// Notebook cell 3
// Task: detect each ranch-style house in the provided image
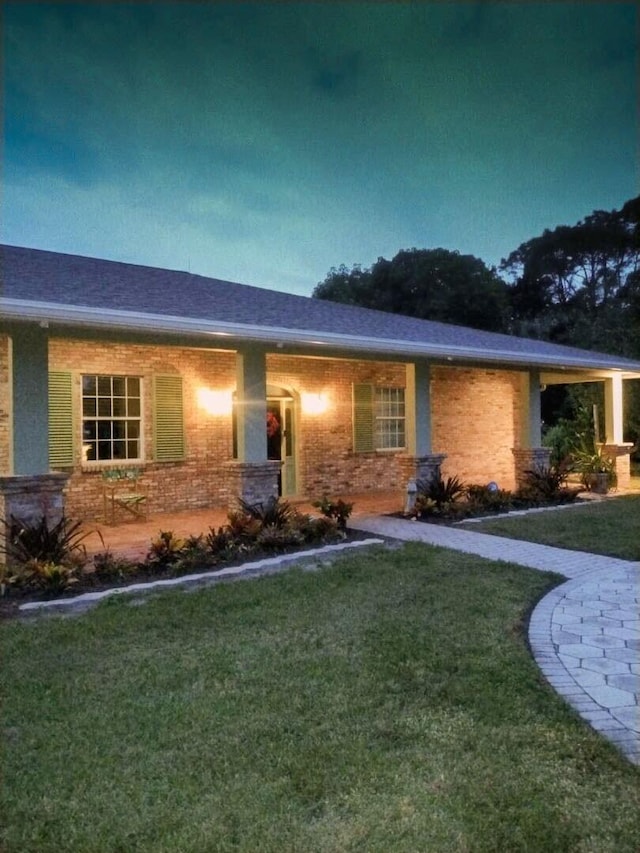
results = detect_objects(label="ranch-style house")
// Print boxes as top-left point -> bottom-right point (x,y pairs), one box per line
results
1,244 -> 639,524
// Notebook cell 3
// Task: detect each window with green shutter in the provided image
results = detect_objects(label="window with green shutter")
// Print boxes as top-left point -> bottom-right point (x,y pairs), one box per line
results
48,371 -> 74,467
153,374 -> 185,462
353,383 -> 406,452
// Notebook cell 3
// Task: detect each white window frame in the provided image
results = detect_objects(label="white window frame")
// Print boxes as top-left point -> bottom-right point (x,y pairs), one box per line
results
81,374 -> 144,464
374,386 -> 406,451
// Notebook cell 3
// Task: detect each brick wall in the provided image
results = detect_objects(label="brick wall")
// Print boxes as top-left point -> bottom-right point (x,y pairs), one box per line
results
267,354 -> 407,496
1,335 -> 527,519
432,366 -> 521,491
49,338 -> 238,520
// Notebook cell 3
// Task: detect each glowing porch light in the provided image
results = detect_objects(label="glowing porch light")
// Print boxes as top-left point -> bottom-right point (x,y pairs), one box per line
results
301,392 -> 330,415
197,388 -> 233,416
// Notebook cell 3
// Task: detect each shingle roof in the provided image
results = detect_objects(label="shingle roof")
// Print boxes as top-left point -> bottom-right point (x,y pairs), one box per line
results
2,244 -> 640,374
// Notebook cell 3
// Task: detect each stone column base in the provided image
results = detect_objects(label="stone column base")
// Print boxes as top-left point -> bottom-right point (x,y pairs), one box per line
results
399,454 -> 447,515
0,474 -> 70,526
512,447 -> 552,489
399,454 -> 447,488
0,474 -> 70,565
224,461 -> 281,509
599,444 -> 634,491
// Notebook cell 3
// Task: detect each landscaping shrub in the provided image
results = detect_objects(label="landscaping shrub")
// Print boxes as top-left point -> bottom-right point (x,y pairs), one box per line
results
465,484 -> 514,513
91,550 -> 138,584
3,559 -> 81,595
1,514 -> 89,567
256,524 -> 305,552
145,530 -> 186,567
415,474 -> 466,516
237,495 -> 293,528
1,497 -> 349,602
312,496 -> 353,530
292,512 -> 339,543
518,463 -> 579,503
571,435 -> 617,492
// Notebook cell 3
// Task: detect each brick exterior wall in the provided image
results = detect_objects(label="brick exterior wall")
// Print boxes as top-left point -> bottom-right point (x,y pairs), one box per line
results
267,354 -> 407,497
49,338 -> 238,520
0,334 -> 532,519
431,366 -> 522,491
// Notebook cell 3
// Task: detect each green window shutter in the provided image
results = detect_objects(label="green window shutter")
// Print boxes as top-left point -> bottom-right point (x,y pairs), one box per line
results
48,371 -> 74,467
353,384 -> 374,453
153,375 -> 185,462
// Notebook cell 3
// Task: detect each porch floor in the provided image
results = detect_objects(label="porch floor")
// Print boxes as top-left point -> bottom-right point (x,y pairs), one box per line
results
82,490 -> 405,562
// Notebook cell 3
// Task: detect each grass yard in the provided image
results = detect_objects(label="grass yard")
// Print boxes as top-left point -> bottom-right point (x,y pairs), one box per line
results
2,543 -> 639,852
471,495 -> 640,561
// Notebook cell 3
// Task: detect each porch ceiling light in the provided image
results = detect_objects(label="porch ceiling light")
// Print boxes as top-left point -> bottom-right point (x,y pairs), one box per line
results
301,392 -> 330,415
197,388 -> 233,416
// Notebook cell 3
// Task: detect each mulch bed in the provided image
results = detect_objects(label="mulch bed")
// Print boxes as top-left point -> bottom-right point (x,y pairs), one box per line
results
0,529 -> 378,620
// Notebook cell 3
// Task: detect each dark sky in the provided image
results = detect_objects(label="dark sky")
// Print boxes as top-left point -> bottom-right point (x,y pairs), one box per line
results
4,2 -> 638,295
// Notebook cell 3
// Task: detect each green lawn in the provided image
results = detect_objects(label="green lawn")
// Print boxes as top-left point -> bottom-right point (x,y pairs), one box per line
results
2,543 -> 639,852
471,494 -> 640,561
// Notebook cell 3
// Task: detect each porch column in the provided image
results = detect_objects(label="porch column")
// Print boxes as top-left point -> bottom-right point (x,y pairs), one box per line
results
512,369 -> 550,488
604,374 -> 623,445
0,326 -> 69,527
225,347 -> 279,506
235,347 -> 268,463
602,374 -> 632,490
401,362 -> 446,492
12,326 -> 49,475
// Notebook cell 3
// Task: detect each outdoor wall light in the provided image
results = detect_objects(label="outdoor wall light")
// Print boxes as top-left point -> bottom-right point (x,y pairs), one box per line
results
301,392 -> 330,415
197,388 -> 233,416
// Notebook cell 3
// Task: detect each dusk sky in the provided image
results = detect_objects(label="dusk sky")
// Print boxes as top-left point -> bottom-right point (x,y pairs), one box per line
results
3,2 -> 638,296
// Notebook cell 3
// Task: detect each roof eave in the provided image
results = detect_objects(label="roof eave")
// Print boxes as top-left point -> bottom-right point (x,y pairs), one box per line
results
2,298 -> 640,377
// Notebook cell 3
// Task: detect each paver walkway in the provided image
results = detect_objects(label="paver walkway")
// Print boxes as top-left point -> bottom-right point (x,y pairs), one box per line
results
351,514 -> 640,765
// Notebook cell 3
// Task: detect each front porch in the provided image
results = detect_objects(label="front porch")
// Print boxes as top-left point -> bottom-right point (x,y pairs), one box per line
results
81,490 -> 405,562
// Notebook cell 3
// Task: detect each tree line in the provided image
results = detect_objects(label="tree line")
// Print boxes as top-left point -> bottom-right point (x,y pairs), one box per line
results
313,195 -> 640,452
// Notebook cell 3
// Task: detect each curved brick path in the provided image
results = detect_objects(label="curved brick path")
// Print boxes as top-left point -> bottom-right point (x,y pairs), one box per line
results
350,514 -> 639,765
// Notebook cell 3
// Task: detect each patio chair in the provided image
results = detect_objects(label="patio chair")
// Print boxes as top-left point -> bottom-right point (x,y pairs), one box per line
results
102,468 -> 148,525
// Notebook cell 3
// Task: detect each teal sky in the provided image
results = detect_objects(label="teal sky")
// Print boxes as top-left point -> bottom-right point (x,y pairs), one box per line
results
3,2 -> 638,296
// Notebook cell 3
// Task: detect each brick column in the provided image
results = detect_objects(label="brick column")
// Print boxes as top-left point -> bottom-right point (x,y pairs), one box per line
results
511,448 -> 551,489
399,453 -> 447,488
0,472 -> 70,542
224,461 -> 281,508
0,473 -> 70,524
600,444 -> 633,491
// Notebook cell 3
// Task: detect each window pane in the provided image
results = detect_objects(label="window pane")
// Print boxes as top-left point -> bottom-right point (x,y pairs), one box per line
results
82,374 -> 142,463
374,387 -> 405,450
113,441 -> 126,460
113,421 -> 126,440
113,398 -> 126,417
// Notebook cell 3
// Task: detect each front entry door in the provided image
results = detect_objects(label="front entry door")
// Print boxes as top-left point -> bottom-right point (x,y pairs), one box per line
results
266,397 -> 296,497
